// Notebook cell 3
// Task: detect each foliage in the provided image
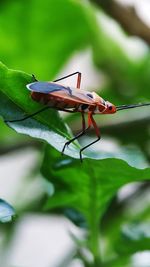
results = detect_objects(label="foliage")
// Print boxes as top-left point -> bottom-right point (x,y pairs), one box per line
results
0,199 -> 15,223
0,0 -> 150,267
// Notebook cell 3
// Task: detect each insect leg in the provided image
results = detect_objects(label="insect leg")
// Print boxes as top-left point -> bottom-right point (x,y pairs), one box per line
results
76,72 -> 81,89
5,106 -> 76,123
79,112 -> 101,162
4,106 -> 51,123
53,72 -> 82,89
61,112 -> 90,155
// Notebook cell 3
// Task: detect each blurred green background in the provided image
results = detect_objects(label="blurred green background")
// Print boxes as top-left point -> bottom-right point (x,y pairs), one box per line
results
0,0 -> 150,267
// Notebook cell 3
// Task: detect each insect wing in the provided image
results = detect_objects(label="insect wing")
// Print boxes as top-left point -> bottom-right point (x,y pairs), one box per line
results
70,89 -> 95,104
27,82 -> 96,105
50,88 -> 96,105
26,82 -> 71,94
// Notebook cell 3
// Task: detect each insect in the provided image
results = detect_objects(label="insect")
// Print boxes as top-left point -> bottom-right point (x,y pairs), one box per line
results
5,71 -> 150,162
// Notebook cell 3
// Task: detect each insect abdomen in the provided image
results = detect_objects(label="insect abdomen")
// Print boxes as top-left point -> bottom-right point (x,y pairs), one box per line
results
31,92 -> 79,109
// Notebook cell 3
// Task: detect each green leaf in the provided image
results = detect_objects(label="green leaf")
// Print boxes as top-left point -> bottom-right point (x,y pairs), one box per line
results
122,222 -> 150,241
42,147 -> 150,223
41,147 -> 150,264
1,62 -> 149,163
0,199 -> 15,223
0,0 -> 90,79
0,62 -> 68,134
115,222 -> 150,254
0,62 -> 84,157
103,256 -> 131,267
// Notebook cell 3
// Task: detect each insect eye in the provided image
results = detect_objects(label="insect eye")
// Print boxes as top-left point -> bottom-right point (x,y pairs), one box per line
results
109,106 -> 112,110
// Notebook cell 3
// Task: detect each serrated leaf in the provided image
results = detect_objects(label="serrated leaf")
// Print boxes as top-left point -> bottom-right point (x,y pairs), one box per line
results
0,199 -> 15,223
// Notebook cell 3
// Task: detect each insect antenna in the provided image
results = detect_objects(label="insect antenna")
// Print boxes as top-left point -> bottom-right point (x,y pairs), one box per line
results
116,102 -> 150,111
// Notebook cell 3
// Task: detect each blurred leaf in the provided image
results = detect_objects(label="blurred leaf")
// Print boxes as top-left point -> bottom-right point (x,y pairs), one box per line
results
99,184 -> 150,262
0,0 -> 90,79
64,208 -> 87,228
103,256 -> 131,267
115,222 -> 150,254
122,222 -> 150,240
64,4 -> 150,162
100,114 -> 150,162
0,199 -> 15,223
83,3 -> 150,104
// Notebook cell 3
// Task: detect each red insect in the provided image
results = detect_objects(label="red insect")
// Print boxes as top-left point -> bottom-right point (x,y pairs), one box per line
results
5,71 -> 150,161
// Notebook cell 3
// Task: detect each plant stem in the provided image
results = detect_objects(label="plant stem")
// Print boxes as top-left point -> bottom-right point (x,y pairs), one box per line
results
88,164 -> 102,267
90,215 -> 101,266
